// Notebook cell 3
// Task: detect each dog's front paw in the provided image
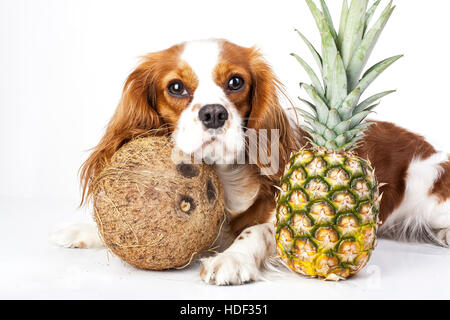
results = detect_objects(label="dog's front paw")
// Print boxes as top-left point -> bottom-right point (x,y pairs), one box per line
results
200,252 -> 262,286
50,222 -> 104,249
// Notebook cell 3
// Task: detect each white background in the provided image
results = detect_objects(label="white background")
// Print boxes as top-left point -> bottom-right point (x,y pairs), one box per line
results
1,0 -> 450,299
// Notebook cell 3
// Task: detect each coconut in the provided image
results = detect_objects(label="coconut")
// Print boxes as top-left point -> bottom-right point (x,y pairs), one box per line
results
92,136 -> 225,270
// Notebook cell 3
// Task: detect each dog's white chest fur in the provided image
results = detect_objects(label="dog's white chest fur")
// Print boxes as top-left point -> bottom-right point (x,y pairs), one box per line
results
214,164 -> 260,216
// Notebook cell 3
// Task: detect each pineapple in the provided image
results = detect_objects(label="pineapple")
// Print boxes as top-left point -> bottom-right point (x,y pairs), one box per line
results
275,0 -> 402,280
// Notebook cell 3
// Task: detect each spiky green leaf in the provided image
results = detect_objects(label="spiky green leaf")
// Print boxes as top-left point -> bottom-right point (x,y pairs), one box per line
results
296,106 -> 321,125
339,87 -> 361,119
360,102 -> 379,113
297,98 -> 319,116
339,122 -> 374,148
306,120 -> 328,135
294,0 -> 401,152
354,121 -> 375,131
350,121 -> 375,137
294,104 -> 317,120
300,113 -> 316,124
302,83 -> 330,124
338,0 -> 349,49
364,0 -> 382,34
354,90 -> 395,114
333,119 -> 351,135
324,128 -> 337,140
347,2 -> 395,90
300,125 -> 327,145
305,138 -> 322,149
327,108 -> 341,128
291,53 -> 325,97
341,0 -> 369,67
295,29 -> 323,73
334,133 -> 348,146
340,55 -> 401,118
359,55 -> 403,92
340,140 -> 364,151
329,53 -> 348,107
349,110 -> 373,128
344,127 -> 365,141
320,0 -> 338,45
305,0 -> 342,105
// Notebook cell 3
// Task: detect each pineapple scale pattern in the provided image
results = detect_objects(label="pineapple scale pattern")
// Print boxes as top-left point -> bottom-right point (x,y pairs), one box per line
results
276,149 -> 380,280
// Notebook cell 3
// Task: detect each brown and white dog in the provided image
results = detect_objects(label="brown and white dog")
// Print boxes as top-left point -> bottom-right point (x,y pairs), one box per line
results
52,39 -> 450,285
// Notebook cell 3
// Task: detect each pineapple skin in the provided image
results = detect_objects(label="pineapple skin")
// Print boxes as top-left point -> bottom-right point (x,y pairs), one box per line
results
275,148 -> 380,280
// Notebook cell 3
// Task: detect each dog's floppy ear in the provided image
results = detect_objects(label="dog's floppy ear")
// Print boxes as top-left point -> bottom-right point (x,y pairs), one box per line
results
246,48 -> 299,180
246,49 -> 283,130
80,53 -> 167,205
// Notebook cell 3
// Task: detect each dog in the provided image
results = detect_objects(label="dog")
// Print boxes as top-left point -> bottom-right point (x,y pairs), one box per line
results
52,39 -> 450,285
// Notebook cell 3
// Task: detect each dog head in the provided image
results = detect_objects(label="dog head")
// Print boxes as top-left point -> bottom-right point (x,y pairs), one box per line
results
80,39 -> 297,203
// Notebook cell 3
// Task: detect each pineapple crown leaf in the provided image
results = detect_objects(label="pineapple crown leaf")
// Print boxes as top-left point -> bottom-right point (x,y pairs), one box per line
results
301,83 -> 329,123
320,0 -> 338,43
291,53 -> 325,96
354,90 -> 396,114
347,2 -> 396,89
295,100 -> 318,118
294,29 -> 323,71
294,0 -> 402,151
340,0 -> 369,67
364,0 -> 382,34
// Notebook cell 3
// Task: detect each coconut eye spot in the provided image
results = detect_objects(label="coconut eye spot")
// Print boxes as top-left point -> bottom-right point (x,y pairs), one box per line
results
176,164 -> 200,178
206,178 -> 217,203
179,195 -> 196,214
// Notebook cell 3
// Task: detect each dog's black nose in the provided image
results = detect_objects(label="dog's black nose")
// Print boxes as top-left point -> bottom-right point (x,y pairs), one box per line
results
198,104 -> 228,129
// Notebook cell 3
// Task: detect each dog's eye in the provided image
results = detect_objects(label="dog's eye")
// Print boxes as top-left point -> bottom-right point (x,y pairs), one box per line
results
168,81 -> 189,97
227,76 -> 244,91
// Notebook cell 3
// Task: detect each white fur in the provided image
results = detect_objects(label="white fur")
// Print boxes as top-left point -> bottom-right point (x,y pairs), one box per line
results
50,222 -> 104,249
200,222 -> 276,285
172,40 -> 246,165
379,152 -> 450,246
214,164 -> 260,216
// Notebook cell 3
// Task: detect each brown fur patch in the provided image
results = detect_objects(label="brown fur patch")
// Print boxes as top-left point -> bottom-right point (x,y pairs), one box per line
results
231,192 -> 276,236
431,157 -> 450,203
200,265 -> 207,278
356,121 -> 437,222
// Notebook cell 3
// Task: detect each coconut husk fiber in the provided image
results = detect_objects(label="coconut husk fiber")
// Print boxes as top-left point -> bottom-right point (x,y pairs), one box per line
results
92,136 -> 226,270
